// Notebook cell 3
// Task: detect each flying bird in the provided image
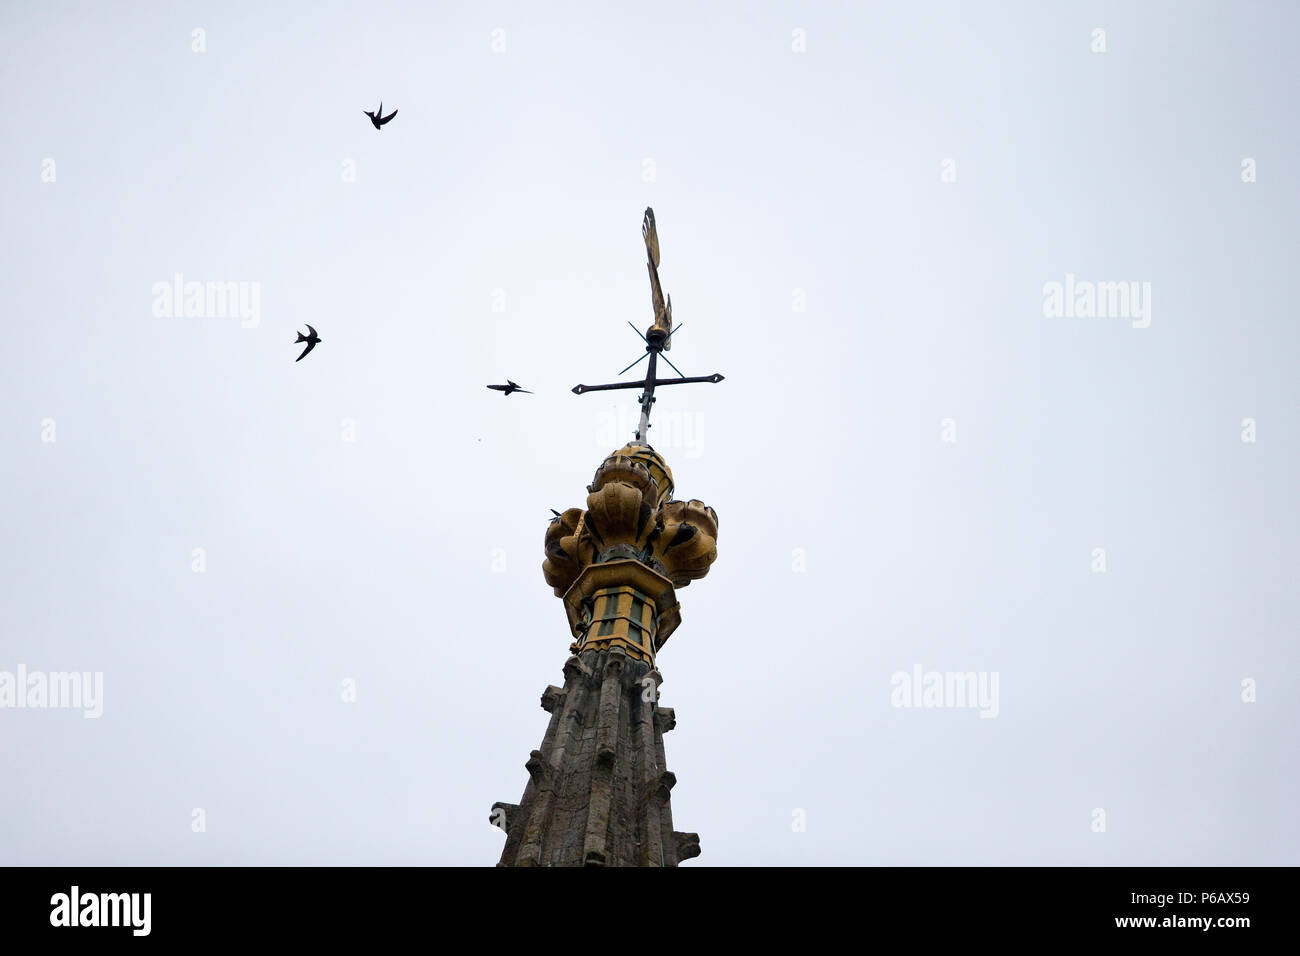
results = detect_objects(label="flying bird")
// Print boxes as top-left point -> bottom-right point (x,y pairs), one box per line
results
294,324 -> 321,362
487,380 -> 532,395
363,102 -> 398,129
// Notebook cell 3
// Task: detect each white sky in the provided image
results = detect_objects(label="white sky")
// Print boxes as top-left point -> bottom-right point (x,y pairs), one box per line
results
1,0 -> 1296,865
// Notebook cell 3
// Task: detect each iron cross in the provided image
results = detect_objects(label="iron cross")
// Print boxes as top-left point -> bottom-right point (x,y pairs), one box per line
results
571,208 -> 725,442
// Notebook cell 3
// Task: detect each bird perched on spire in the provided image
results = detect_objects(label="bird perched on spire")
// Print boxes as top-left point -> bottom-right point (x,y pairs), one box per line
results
363,101 -> 398,129
294,325 -> 321,362
487,380 -> 532,396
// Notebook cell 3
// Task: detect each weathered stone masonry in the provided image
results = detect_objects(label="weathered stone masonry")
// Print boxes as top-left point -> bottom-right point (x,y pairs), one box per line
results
491,442 -> 717,866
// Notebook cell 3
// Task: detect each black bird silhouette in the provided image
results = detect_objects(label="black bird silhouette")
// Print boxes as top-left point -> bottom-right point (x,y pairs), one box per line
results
487,380 -> 532,395
363,102 -> 398,129
294,324 -> 321,362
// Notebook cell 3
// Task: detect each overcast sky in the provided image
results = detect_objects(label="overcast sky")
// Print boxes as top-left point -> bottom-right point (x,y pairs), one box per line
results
1,0 -> 1296,865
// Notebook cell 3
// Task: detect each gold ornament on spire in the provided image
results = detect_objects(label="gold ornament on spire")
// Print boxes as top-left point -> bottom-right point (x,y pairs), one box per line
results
543,443 -> 718,663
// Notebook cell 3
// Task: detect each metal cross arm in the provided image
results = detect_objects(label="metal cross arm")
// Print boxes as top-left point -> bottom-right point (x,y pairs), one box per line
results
571,373 -> 724,395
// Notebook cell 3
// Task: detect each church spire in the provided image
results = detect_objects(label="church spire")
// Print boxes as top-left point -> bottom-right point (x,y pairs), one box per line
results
490,210 -> 723,866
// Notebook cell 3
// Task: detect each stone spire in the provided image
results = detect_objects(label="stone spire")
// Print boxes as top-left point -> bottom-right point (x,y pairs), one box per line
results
490,442 -> 719,866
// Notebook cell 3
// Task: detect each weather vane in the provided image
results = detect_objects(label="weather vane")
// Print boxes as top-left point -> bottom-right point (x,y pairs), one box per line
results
571,208 -> 725,442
